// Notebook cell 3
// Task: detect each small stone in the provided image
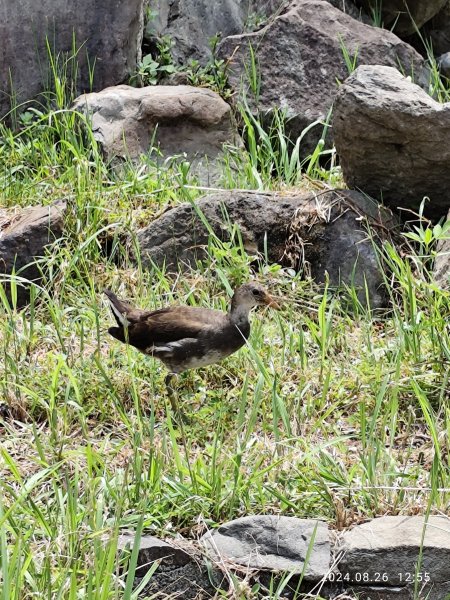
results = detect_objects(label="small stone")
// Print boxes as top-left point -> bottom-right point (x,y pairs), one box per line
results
118,532 -> 221,597
118,533 -> 191,574
201,515 -> 330,580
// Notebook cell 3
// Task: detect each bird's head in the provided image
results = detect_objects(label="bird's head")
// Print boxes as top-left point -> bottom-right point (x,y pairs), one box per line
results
231,282 -> 280,312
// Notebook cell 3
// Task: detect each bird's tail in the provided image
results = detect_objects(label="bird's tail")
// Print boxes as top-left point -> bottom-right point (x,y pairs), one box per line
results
104,289 -> 134,327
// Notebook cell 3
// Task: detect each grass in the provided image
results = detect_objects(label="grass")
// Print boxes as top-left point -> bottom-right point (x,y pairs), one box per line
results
1,51 -> 450,599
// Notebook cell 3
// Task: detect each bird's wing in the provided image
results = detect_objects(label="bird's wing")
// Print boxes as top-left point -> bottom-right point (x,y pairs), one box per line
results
136,306 -> 225,344
106,301 -> 228,351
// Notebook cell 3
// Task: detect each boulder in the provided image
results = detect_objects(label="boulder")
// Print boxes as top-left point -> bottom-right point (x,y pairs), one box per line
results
73,85 -> 240,183
250,0 -> 368,27
333,65 -> 450,221
338,515 -> 450,600
355,0 -> 447,36
144,0 -> 292,67
439,52 -> 450,80
427,2 -> 450,56
136,189 -> 397,308
145,0 -> 252,65
201,515 -> 330,579
251,0 -> 288,20
218,0 -> 428,157
0,201 -> 66,307
325,0 -> 369,21
0,0 -> 145,120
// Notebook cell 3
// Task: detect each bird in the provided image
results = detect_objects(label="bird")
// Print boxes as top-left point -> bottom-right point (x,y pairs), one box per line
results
104,282 -> 280,417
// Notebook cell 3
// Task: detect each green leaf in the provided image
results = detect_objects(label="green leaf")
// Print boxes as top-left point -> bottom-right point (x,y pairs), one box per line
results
160,65 -> 176,73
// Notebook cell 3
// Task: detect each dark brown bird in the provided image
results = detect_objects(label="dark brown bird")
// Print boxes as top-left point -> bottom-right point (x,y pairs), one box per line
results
104,283 -> 279,415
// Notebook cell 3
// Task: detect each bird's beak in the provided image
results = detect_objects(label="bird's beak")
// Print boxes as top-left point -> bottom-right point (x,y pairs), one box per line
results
263,293 -> 281,310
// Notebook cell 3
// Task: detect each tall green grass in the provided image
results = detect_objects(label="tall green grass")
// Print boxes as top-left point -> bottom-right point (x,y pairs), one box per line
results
1,40 -> 449,600
1,218 -> 449,596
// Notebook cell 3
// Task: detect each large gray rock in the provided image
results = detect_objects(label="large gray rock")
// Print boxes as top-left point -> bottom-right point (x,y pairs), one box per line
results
73,85 -> 239,183
251,0 -> 288,19
136,189 -> 397,308
427,2 -> 450,56
356,0 -> 447,36
145,0 -> 293,67
201,516 -> 330,579
338,515 -> 450,600
145,0 -> 252,65
0,201 -> 66,307
218,0 -> 428,157
333,65 -> 450,221
439,52 -> 450,80
0,0 -> 144,120
326,0 -> 369,21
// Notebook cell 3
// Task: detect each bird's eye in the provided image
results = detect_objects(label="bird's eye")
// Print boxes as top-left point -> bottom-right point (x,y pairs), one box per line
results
252,288 -> 260,296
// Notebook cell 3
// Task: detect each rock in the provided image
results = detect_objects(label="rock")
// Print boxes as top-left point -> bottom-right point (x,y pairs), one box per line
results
118,532 -> 220,597
145,0 -> 293,67
73,85 -> 239,183
136,189 -> 397,308
145,0 -> 252,65
136,560 -> 219,599
427,2 -> 450,56
116,517 -> 450,599
0,0 -> 145,120
218,0 -> 428,157
118,532 -> 191,575
251,0 -> 288,19
439,52 -> 450,79
0,201 -> 66,307
355,0 -> 447,36
325,0 -> 369,21
201,515 -> 330,580
252,0 -> 368,26
137,190 -> 302,270
338,515 -> 450,600
333,65 -> 450,221
433,210 -> 450,289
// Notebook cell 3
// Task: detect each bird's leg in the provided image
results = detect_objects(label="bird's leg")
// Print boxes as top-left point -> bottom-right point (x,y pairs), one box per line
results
165,373 -> 190,424
165,373 -> 179,414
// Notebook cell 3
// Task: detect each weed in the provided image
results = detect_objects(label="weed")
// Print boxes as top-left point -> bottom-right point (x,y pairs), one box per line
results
184,36 -> 231,98
368,0 -> 384,28
130,36 -> 177,87
338,34 -> 359,76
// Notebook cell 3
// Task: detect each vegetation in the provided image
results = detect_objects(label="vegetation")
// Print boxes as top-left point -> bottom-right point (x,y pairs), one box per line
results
0,41 -> 450,600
